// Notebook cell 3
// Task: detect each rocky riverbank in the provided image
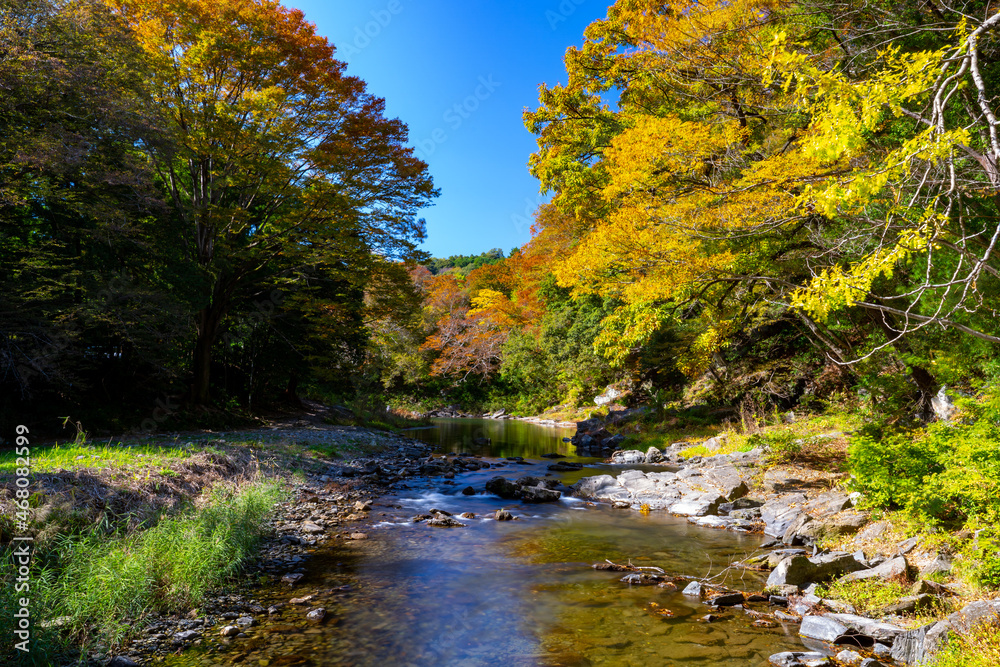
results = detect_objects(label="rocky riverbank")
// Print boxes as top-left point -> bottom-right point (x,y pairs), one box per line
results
568,409 -> 997,667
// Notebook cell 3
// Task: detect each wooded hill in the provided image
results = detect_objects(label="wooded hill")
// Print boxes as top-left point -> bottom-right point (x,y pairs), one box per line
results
392,0 -> 1000,422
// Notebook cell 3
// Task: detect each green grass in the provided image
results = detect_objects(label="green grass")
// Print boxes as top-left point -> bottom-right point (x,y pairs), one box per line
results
927,621 -> 1000,667
678,440 -> 758,459
0,480 -> 283,663
0,441 -> 198,474
815,579 -> 909,615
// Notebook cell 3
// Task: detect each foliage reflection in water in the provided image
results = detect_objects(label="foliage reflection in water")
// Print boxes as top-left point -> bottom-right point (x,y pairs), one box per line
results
164,419 -> 807,666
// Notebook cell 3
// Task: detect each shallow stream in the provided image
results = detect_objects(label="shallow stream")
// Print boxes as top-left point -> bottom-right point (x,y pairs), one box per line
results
167,418 -> 808,666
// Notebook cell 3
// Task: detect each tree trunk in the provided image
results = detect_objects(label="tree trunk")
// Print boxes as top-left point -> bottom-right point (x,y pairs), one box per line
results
190,284 -> 229,405
863,306 -> 937,418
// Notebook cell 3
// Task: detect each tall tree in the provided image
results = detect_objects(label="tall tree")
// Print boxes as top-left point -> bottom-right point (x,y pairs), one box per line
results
107,0 -> 437,403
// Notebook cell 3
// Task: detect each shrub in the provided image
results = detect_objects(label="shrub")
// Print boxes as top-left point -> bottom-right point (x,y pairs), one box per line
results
848,389 -> 1000,529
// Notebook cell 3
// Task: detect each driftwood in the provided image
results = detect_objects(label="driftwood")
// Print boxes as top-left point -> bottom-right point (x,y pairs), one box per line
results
592,559 -> 666,573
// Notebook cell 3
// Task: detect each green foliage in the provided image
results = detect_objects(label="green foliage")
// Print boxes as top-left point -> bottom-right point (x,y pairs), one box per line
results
815,579 -> 909,615
1,480 -> 282,659
964,532 -> 1000,590
753,431 -> 803,466
849,389 -> 1000,531
423,249 -> 505,275
926,621 -> 1000,667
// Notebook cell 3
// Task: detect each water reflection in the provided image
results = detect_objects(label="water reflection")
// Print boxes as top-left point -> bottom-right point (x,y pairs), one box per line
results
164,419 -> 807,667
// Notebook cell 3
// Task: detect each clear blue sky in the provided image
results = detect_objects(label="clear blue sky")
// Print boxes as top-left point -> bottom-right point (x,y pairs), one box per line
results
288,0 -> 610,258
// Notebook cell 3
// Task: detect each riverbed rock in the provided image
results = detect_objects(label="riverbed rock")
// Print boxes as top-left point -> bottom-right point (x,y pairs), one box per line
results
219,625 -> 240,637
461,486 -> 476,495
768,652 -> 832,667
520,485 -> 562,503
280,573 -> 304,585
611,450 -> 647,465
547,461 -> 583,472
708,592 -> 745,606
484,476 -> 520,499
825,613 -> 905,644
426,516 -> 466,527
494,509 -> 516,521
800,615 -> 849,642
645,447 -> 664,463
682,581 -> 703,597
670,492 -> 726,517
839,556 -> 910,584
306,607 -> 326,622
761,495 -> 807,538
836,650 -> 864,666
620,573 -> 663,585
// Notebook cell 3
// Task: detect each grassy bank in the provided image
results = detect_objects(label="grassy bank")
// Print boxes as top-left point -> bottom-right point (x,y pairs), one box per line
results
0,425 -> 405,664
1,480 -> 282,665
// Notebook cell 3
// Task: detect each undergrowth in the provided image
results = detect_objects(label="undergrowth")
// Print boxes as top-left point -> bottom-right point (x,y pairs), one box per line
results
927,621 -> 1000,667
0,479 -> 283,664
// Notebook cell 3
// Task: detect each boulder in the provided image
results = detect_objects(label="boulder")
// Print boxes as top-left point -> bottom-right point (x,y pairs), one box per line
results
645,446 -> 664,463
701,436 -> 725,452
919,554 -> 952,577
670,492 -> 725,517
800,615 -> 849,642
702,464 -> 750,501
594,385 -> 623,406
768,652 -> 832,667
890,622 -> 946,665
611,449 -> 647,464
520,485 -> 561,503
574,474 -> 617,498
945,599 -> 1000,634
799,511 -> 869,542
768,552 -> 866,587
767,556 -> 817,588
806,491 -> 854,516
761,495 -> 807,538
882,594 -> 937,615
825,613 -> 905,644
839,556 -> 910,584
782,514 -> 815,545
484,476 -> 520,499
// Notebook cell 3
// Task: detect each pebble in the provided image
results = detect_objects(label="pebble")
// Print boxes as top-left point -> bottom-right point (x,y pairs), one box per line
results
306,608 -> 326,622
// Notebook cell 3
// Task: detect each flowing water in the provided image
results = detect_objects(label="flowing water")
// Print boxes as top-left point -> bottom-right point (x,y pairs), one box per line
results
167,419 -> 809,666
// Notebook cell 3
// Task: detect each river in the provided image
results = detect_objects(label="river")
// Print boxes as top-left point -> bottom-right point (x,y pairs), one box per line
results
167,418 -> 807,666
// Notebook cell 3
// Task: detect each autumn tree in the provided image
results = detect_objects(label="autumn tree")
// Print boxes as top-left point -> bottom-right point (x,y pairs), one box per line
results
107,0 -> 437,404
526,0 -> 1000,413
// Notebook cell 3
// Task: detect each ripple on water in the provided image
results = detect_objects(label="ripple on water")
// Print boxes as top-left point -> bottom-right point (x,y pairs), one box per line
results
161,419 -> 811,667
